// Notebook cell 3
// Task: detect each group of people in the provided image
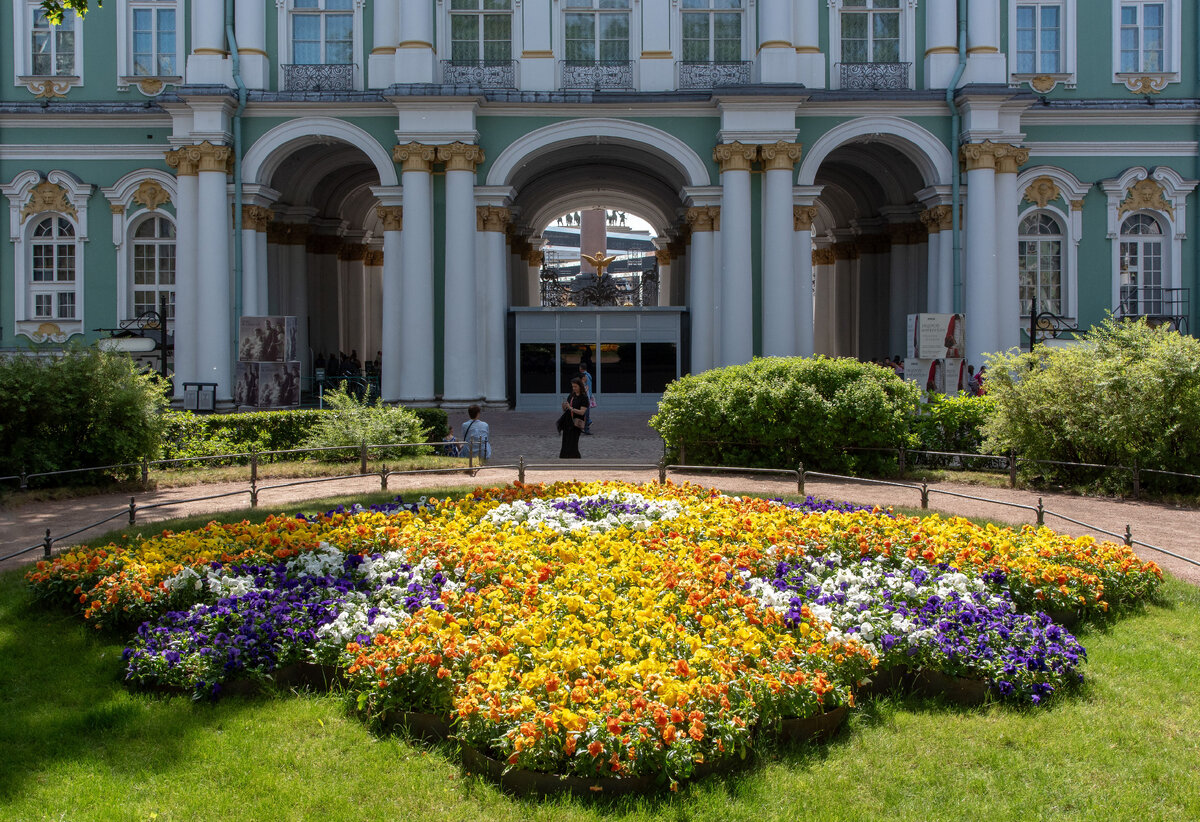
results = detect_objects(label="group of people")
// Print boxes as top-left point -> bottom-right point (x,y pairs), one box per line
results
871,356 -> 907,377
441,404 -> 492,460
315,350 -> 383,379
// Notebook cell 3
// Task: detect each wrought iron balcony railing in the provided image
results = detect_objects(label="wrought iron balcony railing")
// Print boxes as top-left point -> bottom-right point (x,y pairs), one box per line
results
282,63 -> 356,92
560,60 -> 634,90
441,59 -> 517,88
838,62 -> 910,90
677,61 -> 753,89
1116,286 -> 1190,332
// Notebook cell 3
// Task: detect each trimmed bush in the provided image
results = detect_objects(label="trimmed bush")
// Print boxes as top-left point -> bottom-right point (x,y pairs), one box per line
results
650,357 -> 919,474
300,384 -> 431,460
0,345 -> 167,484
982,318 -> 1200,493
909,394 -> 999,467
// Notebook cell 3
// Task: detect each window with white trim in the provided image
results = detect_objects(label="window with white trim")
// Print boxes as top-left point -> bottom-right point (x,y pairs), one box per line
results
1118,213 -> 1165,316
29,216 -> 78,320
449,0 -> 512,64
131,215 -> 176,321
1119,1 -> 1164,72
563,0 -> 631,63
30,5 -> 77,76
681,0 -> 743,62
291,0 -> 353,65
840,0 -> 900,64
130,0 -> 177,76
1015,2 -> 1062,73
1018,213 -> 1063,316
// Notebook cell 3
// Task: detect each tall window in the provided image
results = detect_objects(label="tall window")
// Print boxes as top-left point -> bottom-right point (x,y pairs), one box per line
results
1119,214 -> 1165,316
31,6 -> 76,76
450,0 -> 512,63
1018,213 -> 1063,316
564,0 -> 630,63
131,216 -> 176,320
30,216 -> 77,320
841,0 -> 900,63
131,1 -> 176,76
292,0 -> 353,65
1119,2 -> 1164,72
1015,2 -> 1061,73
681,0 -> 742,62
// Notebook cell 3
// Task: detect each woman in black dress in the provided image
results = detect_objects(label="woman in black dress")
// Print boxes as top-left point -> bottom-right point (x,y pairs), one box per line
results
559,377 -> 588,458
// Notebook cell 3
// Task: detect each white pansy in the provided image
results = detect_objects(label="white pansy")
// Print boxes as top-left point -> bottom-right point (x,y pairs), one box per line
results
484,491 -> 684,534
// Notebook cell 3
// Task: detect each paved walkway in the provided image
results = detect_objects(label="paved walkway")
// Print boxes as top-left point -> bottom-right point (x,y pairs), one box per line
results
3,409 -> 1198,586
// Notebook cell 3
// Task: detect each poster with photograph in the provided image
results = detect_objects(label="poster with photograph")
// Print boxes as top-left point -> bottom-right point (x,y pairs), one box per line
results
906,313 -> 965,359
257,361 -> 301,406
238,316 -> 297,363
905,358 -> 966,395
234,362 -> 259,407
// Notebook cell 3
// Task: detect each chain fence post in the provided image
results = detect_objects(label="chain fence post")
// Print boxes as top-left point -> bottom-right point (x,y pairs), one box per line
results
518,456 -> 526,484
1124,525 -> 1133,547
658,456 -> 667,484
797,462 -> 804,496
680,443 -> 686,466
1036,497 -> 1044,527
250,477 -> 258,508
1009,451 -> 1017,488
360,442 -> 368,475
43,529 -> 53,559
898,445 -> 906,477
1132,459 -> 1140,500
380,464 -> 389,491
920,483 -> 929,509
141,456 -> 149,485
20,467 -> 27,491
128,496 -> 137,525
250,448 -> 258,486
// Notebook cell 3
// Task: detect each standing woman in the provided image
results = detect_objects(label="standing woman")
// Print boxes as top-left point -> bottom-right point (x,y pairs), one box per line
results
559,377 -> 587,458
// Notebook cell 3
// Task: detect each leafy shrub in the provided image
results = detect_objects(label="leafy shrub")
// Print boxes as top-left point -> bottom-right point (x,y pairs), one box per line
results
160,409 -> 328,464
909,394 -> 999,467
0,345 -> 167,484
411,407 -> 449,440
982,318 -> 1200,493
300,384 -> 431,460
650,357 -> 919,474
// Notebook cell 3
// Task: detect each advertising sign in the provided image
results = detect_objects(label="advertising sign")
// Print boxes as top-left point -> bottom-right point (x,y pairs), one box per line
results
907,313 -> 965,359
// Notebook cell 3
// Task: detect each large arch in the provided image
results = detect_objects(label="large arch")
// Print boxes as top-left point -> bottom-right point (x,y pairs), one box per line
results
242,116 -> 398,187
798,116 -> 954,188
486,118 -> 712,189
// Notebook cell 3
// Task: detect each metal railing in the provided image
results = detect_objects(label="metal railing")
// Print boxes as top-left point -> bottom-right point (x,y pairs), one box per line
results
441,59 -> 517,88
282,63 -> 356,91
4,453 -> 1197,575
559,60 -> 634,90
837,61 -> 910,90
677,60 -> 752,89
1114,286 -> 1189,333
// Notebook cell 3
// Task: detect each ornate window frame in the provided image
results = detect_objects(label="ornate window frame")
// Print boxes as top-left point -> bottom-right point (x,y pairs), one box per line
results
1007,0 -> 1076,92
275,0 -> 366,91
102,169 -> 178,323
1015,166 -> 1089,321
2,170 -> 93,342
11,1 -> 85,97
557,0 -> 641,62
827,0 -> 917,91
1110,0 -> 1180,91
115,0 -> 185,96
676,0 -> 750,62
1100,166 -> 1196,312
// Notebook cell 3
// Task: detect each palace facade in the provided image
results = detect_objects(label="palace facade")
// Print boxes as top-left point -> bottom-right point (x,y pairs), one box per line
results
2,0 -> 1198,408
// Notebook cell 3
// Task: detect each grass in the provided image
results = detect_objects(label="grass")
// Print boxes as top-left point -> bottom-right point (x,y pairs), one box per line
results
1,497 -> 1198,821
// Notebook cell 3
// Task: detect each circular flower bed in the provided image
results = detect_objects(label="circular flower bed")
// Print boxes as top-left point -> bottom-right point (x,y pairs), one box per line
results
27,481 -> 1162,789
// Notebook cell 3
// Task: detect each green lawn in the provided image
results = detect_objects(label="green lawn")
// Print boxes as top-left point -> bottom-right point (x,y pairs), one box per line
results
2,498 -> 1198,822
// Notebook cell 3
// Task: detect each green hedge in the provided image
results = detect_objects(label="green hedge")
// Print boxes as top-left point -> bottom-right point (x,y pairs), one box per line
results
650,357 -> 919,474
909,394 -> 999,466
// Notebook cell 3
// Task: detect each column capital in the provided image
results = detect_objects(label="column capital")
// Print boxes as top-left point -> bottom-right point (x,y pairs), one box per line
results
887,222 -> 926,245
476,205 -> 511,232
194,141 -> 234,174
713,141 -> 757,173
920,205 -> 954,233
437,141 -> 486,172
338,243 -> 368,262
793,205 -> 818,231
268,222 -> 312,246
812,247 -> 836,266
306,233 -> 342,255
655,248 -> 671,265
165,145 -> 202,177
393,141 -> 437,173
241,204 -> 273,231
832,241 -> 860,261
685,206 -> 717,232
364,249 -> 385,266
960,140 -> 1027,173
995,144 -> 1030,175
376,205 -> 404,231
759,140 -> 803,171
528,249 -> 544,267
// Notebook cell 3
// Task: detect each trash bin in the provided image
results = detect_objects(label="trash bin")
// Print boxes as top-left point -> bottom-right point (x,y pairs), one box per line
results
183,382 -> 218,412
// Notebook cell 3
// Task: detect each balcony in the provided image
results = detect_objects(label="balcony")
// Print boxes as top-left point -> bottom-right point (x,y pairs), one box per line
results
441,59 -> 517,89
282,63 -> 355,92
677,61 -> 753,90
1116,286 -> 1190,333
838,62 -> 910,90
560,60 -> 634,90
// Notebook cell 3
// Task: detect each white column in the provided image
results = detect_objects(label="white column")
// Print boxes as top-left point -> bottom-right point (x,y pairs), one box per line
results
234,0 -> 268,88
715,143 -> 757,366
166,149 -> 199,399
921,205 -> 950,313
965,0 -> 1005,84
887,231 -> 910,358
369,0 -> 399,88
479,207 -> 511,403
376,205 -> 404,401
397,0 -> 435,83
962,143 -> 1000,367
793,206 -> 817,358
794,0 -> 824,87
194,143 -> 233,400
761,142 -> 803,356
255,228 -> 269,314
439,143 -> 484,403
995,146 -> 1028,353
240,206 -> 265,316
758,0 -> 796,82
188,0 -> 229,85
938,228 -> 955,314
286,227 -> 311,380
925,0 -> 960,89
686,209 -> 716,374
394,143 -> 436,402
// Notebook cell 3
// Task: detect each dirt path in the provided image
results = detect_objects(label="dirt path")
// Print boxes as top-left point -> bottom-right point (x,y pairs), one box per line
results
3,408 -> 1196,585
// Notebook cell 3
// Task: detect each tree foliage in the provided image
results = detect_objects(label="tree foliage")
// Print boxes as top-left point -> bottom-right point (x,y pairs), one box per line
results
40,1 -> 99,25
0,345 -> 168,483
299,384 -> 431,461
982,318 -> 1200,491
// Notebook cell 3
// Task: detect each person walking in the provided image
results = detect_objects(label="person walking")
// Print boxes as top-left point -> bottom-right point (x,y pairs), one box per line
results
577,361 -> 594,434
460,405 -> 491,461
559,378 -> 587,458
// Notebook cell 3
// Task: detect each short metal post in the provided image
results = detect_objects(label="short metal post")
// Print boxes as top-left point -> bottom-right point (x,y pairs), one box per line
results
1009,452 -> 1018,488
141,457 -> 149,484
658,456 -> 667,484
1124,525 -> 1133,547
19,467 -> 27,491
518,456 -> 525,484
680,443 -> 686,466
250,449 -> 258,485
128,496 -> 137,525
1132,460 -> 1140,500
380,464 -> 389,491
920,483 -> 929,509
250,480 -> 258,508
467,441 -> 474,469
43,529 -> 53,559
797,462 -> 805,495
898,445 -> 906,477
1036,497 -> 1044,526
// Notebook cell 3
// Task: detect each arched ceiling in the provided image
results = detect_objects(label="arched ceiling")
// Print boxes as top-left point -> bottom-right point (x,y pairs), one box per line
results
813,143 -> 925,226
268,143 -> 378,225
